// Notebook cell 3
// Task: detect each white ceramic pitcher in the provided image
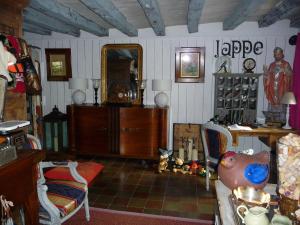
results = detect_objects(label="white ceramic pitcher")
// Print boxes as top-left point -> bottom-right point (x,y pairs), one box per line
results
237,205 -> 269,225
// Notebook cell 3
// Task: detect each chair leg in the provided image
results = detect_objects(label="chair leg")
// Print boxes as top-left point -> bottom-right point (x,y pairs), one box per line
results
84,197 -> 90,221
206,165 -> 209,191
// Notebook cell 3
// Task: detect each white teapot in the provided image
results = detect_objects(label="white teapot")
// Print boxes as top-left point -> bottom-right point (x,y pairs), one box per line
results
237,205 -> 269,225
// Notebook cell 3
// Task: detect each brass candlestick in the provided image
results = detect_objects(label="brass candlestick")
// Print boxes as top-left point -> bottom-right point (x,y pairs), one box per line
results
138,79 -> 147,107
92,79 -> 100,106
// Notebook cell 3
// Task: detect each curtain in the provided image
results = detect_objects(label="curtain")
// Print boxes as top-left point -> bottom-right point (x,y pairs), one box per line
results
290,33 -> 300,129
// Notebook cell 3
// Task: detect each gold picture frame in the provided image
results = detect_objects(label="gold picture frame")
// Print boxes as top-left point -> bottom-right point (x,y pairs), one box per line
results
45,48 -> 72,81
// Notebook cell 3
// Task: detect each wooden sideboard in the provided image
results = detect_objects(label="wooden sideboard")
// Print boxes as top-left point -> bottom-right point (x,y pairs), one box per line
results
0,150 -> 45,225
67,104 -> 168,159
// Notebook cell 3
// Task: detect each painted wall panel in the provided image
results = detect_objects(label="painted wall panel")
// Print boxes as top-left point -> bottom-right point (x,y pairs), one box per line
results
25,21 -> 297,152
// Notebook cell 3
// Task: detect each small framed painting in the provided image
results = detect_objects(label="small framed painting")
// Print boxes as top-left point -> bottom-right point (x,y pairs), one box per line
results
175,47 -> 205,83
45,48 -> 72,81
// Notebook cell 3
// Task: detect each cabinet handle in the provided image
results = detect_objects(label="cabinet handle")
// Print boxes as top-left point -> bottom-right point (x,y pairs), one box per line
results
121,128 -> 141,132
96,127 -> 108,132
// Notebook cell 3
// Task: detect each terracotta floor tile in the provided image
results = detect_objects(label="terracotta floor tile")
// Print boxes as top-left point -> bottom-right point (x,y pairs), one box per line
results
143,208 -> 162,215
110,197 -> 130,207
127,198 -> 147,208
145,199 -> 163,210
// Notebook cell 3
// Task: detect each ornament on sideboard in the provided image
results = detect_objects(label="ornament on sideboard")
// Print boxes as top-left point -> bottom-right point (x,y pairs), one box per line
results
92,78 -> 100,106
214,40 -> 263,58
137,79 -> 147,107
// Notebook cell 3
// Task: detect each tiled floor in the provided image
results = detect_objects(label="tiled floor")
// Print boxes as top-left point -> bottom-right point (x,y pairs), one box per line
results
87,158 -> 217,220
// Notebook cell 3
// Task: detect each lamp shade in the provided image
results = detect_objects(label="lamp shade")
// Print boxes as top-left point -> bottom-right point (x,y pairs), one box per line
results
69,78 -> 88,90
281,92 -> 296,105
152,79 -> 172,91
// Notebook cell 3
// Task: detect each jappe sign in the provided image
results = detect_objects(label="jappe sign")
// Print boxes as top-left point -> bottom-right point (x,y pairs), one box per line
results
214,40 -> 264,58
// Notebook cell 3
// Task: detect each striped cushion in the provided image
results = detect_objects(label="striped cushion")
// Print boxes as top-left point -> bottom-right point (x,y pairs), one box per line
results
45,180 -> 87,217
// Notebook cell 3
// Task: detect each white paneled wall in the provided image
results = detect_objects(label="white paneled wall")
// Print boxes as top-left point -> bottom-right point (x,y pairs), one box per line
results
25,21 -> 298,152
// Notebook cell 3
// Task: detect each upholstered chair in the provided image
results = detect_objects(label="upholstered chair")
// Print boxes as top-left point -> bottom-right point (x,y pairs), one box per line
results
27,134 -> 90,225
200,122 -> 235,191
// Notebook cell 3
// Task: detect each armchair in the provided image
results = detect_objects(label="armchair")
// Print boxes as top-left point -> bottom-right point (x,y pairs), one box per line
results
27,134 -> 90,225
200,122 -> 235,191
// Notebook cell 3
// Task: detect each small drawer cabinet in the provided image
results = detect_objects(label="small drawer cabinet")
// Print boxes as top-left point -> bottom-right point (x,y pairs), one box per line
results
67,104 -> 168,159
213,73 -> 262,124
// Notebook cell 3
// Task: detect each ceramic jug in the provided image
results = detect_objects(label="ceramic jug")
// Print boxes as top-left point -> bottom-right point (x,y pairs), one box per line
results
270,214 -> 292,225
237,205 -> 269,225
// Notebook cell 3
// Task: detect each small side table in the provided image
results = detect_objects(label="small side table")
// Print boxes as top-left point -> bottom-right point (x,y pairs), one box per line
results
215,180 -> 276,225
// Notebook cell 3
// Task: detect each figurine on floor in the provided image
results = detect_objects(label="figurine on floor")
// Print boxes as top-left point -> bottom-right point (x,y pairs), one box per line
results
158,154 -> 169,173
218,151 -> 270,189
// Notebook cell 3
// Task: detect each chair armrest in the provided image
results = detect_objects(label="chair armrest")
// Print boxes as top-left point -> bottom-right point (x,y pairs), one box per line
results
37,183 -> 61,223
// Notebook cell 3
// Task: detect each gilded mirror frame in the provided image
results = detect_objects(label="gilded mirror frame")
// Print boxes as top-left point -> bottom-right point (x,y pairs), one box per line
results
101,44 -> 143,105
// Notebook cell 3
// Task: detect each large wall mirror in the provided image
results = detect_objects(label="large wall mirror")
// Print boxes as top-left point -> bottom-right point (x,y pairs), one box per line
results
101,44 -> 143,105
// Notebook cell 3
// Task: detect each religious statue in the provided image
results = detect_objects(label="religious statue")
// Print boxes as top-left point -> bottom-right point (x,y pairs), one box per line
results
263,47 -> 293,105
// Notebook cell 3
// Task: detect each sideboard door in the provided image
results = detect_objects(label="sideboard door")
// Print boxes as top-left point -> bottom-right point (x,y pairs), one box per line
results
74,106 -> 110,155
119,107 -> 166,158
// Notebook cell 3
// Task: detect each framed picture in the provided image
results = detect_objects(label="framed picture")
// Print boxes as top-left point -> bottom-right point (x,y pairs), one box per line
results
175,47 -> 205,83
173,123 -> 204,162
45,48 -> 72,81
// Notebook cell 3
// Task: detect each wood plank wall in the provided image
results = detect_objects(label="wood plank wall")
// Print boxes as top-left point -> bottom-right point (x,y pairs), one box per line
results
25,21 -> 298,152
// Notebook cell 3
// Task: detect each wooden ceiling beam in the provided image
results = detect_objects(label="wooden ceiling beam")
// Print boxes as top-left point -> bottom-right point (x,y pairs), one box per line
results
258,0 -> 300,27
24,8 -> 80,37
79,0 -> 138,37
29,0 -> 108,36
223,0 -> 264,30
23,23 -> 52,35
290,14 -> 300,28
187,0 -> 205,33
137,0 -> 165,36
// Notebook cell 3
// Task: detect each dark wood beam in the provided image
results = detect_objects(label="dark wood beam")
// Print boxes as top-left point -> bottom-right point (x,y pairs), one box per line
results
187,0 -> 205,33
24,8 -> 80,37
223,0 -> 264,30
258,0 -> 300,27
23,23 -> 52,35
137,0 -> 165,36
80,0 -> 138,36
29,0 -> 108,36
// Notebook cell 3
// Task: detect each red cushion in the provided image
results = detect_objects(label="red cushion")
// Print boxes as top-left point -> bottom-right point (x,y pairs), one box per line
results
44,162 -> 104,186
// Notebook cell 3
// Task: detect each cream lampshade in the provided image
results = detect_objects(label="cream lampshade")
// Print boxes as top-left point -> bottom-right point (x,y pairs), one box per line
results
152,79 -> 172,108
69,78 -> 88,105
281,91 -> 296,129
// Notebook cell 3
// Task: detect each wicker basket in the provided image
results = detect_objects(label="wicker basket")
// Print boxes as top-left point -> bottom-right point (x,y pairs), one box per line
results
279,194 -> 299,221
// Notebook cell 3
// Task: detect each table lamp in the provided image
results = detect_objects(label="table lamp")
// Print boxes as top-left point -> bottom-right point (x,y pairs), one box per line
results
281,91 -> 296,129
69,78 -> 88,105
152,79 -> 172,108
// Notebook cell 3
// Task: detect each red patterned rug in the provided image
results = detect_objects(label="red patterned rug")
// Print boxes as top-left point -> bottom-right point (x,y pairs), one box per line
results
64,207 -> 214,225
